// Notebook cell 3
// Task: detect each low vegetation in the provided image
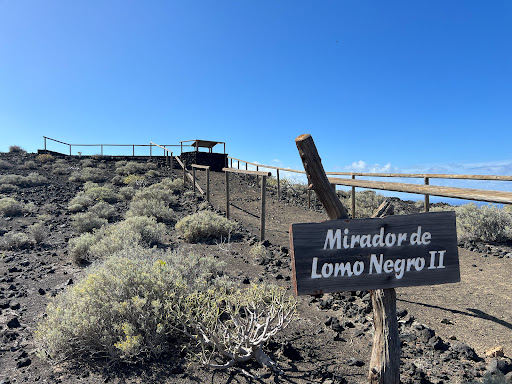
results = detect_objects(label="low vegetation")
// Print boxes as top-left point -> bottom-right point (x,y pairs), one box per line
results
0,232 -> 33,250
176,211 -> 237,243
8,145 -> 25,153
0,173 -> 46,187
36,246 -> 296,368
116,161 -> 156,176
0,197 -> 25,217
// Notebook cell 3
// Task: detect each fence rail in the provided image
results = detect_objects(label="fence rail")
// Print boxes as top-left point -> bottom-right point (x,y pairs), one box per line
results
227,156 -> 512,217
43,137 -> 179,157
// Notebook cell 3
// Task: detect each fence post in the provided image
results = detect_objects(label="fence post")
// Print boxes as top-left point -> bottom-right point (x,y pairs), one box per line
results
260,175 -> 267,241
256,165 -> 259,185
424,177 -> 430,212
133,145 -> 135,156
192,167 -> 196,194
277,169 -> 280,200
101,145 -> 103,156
183,161 -> 186,185
150,144 -> 152,158
206,167 -> 210,202
237,160 -> 240,169
351,174 -> 356,219
44,137 -> 47,153
230,158 -> 232,168
225,171 -> 230,219
69,145 -> 72,157
170,152 -> 174,172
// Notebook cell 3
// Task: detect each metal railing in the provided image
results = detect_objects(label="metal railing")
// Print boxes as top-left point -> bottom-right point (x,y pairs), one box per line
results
43,137 -> 180,157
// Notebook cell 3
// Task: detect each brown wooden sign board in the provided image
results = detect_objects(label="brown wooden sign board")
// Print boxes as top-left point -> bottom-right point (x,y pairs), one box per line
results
290,211 -> 459,295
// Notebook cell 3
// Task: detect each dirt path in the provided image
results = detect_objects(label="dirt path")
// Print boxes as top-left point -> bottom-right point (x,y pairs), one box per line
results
203,169 -> 512,359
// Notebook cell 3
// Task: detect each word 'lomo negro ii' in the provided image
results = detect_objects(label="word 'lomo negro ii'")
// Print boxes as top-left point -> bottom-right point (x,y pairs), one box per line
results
289,211 -> 459,295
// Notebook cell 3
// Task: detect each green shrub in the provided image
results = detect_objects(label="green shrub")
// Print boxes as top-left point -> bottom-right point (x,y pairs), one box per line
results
81,167 -> 108,183
0,160 -> 12,169
68,192 -> 95,212
0,232 -> 33,250
29,222 -> 49,244
116,161 -> 156,176
72,212 -> 108,233
176,211 -> 237,243
126,198 -> 174,223
123,174 -> 146,187
88,201 -> 116,220
145,169 -> 160,178
22,160 -> 38,169
249,242 -> 271,262
456,204 -> 511,242
36,247 -> 296,368
36,247 -> 222,364
80,159 -> 95,167
119,186 -> 136,200
9,145 -> 25,153
111,175 -> 124,186
344,190 -> 385,218
69,216 -> 167,262
36,154 -> 54,163
0,173 -> 46,187
0,184 -> 18,193
0,197 -> 24,216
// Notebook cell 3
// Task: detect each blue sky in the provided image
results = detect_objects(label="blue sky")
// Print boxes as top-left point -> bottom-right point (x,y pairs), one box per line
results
1,1 -> 511,200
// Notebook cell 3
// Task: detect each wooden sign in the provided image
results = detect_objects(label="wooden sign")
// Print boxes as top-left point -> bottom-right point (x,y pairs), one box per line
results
290,211 -> 459,295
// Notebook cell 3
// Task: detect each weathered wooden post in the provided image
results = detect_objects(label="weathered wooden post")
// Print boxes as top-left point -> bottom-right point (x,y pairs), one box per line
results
44,137 -> 47,153
170,152 -> 174,172
294,134 -> 399,384
260,175 -> 267,241
150,144 -> 152,158
206,167 -> 210,202
277,169 -> 281,200
192,167 -> 196,194
225,171 -> 230,219
424,177 -> 430,212
352,174 -> 357,219
133,145 -> 135,157
183,160 -> 186,185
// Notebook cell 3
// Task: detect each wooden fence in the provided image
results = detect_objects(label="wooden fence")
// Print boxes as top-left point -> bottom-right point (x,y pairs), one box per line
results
227,156 -> 512,217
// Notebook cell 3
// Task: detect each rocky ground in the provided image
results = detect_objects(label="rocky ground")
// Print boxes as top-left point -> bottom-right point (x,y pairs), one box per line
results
1,151 -> 511,384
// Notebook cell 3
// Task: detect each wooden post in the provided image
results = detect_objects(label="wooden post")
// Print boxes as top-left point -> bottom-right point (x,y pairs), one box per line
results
277,169 -> 280,200
230,158 -> 233,168
424,177 -> 430,212
295,134 -> 349,220
225,171 -> 230,219
170,153 -> 174,172
150,144 -> 152,158
245,162 -> 248,182
369,200 -> 400,384
206,168 -> 210,202
69,145 -> 72,156
237,160 -> 240,169
44,137 -> 47,153
295,134 -> 399,384
183,161 -> 186,185
256,165 -> 259,185
352,174 -> 356,219
101,145 -> 103,156
192,167 -> 196,194
260,175 -> 266,241
133,145 -> 135,156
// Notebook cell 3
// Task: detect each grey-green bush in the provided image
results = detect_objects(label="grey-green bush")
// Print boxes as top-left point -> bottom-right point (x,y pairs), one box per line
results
0,173 -> 46,187
0,197 -> 24,216
88,201 -> 116,221
115,161 -> 156,176
29,222 -> 49,244
0,160 -> 12,169
36,247 -> 223,364
176,211 -> 237,243
69,216 -> 167,262
72,212 -> 108,233
0,232 -> 33,250
118,186 -> 136,200
126,198 -> 174,223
